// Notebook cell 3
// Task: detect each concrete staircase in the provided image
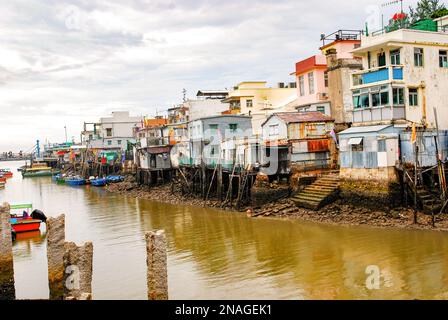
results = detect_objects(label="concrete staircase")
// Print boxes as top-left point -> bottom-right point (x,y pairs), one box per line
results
292,175 -> 340,210
416,187 -> 443,214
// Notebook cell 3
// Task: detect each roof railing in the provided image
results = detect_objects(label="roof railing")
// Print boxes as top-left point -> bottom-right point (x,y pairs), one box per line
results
320,29 -> 363,46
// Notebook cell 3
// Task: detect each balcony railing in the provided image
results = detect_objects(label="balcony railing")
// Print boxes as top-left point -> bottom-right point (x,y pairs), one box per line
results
141,137 -> 170,148
352,66 -> 403,86
352,105 -> 405,123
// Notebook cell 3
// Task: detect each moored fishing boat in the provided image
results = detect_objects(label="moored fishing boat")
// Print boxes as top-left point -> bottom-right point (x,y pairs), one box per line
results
91,178 -> 107,187
10,203 -> 47,233
0,169 -> 13,178
106,175 -> 125,184
65,177 -> 86,186
21,162 -> 60,178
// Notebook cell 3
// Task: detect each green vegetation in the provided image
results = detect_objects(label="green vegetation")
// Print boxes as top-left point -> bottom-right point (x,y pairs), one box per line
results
409,0 -> 447,23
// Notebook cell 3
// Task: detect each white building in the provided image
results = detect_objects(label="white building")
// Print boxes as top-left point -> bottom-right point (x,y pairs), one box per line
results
338,16 -> 448,181
349,22 -> 448,128
83,111 -> 143,151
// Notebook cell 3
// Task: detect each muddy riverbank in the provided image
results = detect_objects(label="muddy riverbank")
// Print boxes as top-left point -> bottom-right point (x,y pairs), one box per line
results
106,178 -> 448,232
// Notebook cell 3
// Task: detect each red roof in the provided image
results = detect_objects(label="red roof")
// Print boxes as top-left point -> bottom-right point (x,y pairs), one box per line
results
268,112 -> 334,125
295,55 -> 327,75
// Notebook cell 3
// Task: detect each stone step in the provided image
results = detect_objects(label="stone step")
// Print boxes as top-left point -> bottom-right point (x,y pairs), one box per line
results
311,183 -> 339,189
302,188 -> 333,195
294,193 -> 327,202
292,198 -> 321,210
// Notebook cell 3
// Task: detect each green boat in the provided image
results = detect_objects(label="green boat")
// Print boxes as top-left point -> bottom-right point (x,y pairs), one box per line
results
22,169 -> 61,178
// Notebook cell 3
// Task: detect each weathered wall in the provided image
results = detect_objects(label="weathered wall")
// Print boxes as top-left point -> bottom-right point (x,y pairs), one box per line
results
339,179 -> 402,209
340,167 -> 399,182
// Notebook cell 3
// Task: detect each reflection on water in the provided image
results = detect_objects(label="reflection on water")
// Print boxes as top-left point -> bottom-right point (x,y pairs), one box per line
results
1,161 -> 448,300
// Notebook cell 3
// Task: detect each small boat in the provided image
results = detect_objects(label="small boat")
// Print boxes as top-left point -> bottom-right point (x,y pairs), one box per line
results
22,162 -> 60,178
65,178 -> 86,186
0,169 -> 13,178
0,174 -> 6,183
10,203 -> 47,233
91,178 -> 107,187
0,182 -> 5,189
106,175 -> 125,184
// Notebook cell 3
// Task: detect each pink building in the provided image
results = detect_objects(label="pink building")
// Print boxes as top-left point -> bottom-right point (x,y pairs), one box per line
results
292,55 -> 330,115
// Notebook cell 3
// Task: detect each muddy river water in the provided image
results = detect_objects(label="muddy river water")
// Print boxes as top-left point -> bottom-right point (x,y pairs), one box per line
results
1,161 -> 448,299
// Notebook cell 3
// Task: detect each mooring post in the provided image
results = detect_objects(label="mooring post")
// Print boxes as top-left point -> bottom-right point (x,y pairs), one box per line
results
63,241 -> 93,300
217,164 -> 223,202
47,214 -> 66,300
145,230 -> 168,300
0,203 -> 15,300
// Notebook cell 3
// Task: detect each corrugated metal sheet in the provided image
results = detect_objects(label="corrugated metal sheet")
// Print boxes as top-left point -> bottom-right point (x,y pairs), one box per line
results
307,139 -> 329,152
339,125 -> 391,135
275,112 -> 334,124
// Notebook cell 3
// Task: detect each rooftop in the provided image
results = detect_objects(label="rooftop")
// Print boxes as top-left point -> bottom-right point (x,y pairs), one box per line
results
293,55 -> 327,76
263,112 -> 334,126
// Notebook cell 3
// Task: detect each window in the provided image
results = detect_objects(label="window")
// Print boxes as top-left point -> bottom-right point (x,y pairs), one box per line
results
316,106 -> 325,114
414,48 -> 424,67
209,124 -> 218,134
324,71 -> 329,87
409,88 -> 419,107
229,124 -> 238,132
299,76 -> 305,96
393,88 -> 404,105
117,140 -> 122,145
352,141 -> 363,152
308,72 -> 315,94
378,140 -> 386,152
390,49 -> 401,65
378,52 -> 386,67
106,128 -> 112,137
269,124 -> 279,137
107,140 -> 112,146
353,86 -> 390,109
440,50 -> 448,68
246,99 -> 253,108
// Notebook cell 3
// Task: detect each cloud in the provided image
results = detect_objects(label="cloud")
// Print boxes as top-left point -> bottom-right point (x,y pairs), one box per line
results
0,0 -> 421,151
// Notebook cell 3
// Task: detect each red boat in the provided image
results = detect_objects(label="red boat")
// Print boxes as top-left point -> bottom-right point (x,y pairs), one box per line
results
11,218 -> 42,233
0,169 -> 13,178
10,203 -> 46,233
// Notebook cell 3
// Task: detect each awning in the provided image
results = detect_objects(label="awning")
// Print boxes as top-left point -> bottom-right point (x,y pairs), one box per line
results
348,137 -> 363,145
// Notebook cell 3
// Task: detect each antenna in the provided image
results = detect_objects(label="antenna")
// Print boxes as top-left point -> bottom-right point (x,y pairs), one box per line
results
182,88 -> 187,102
382,0 -> 404,13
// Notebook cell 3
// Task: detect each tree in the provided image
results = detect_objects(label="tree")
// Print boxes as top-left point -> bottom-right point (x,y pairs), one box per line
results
408,0 -> 447,23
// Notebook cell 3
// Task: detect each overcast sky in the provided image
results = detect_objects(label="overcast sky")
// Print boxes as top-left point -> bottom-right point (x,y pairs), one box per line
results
0,0 -> 420,152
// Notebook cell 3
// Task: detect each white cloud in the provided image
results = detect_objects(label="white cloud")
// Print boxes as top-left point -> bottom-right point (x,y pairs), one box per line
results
0,0 -> 422,151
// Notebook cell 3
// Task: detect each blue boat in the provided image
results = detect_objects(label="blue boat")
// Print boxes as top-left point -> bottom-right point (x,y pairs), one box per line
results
65,178 -> 86,186
91,178 -> 107,187
106,175 -> 124,184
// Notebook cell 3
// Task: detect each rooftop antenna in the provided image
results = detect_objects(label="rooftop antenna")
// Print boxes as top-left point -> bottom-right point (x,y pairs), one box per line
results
382,0 -> 404,14
182,88 -> 187,102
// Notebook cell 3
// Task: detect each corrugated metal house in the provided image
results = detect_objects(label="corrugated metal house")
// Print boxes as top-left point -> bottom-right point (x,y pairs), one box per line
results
135,119 -> 172,170
181,115 -> 253,167
400,130 -> 448,167
338,125 -> 402,181
261,112 -> 335,175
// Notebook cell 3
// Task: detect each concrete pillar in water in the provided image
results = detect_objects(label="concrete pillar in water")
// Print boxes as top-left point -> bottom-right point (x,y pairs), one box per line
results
145,230 -> 168,300
63,241 -> 93,300
0,203 -> 15,300
46,214 -> 65,300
